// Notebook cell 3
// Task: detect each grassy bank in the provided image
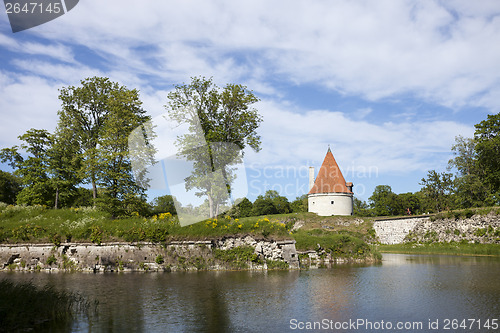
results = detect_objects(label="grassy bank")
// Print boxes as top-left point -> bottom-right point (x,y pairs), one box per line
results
378,243 -> 500,256
0,203 -> 376,245
0,203 -> 293,244
0,279 -> 93,332
0,203 -> 380,263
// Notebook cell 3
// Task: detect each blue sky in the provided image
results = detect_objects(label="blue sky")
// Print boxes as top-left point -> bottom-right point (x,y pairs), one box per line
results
1,0 -> 500,203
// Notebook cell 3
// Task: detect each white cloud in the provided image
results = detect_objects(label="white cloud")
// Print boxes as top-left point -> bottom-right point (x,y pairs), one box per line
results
0,0 -> 496,184
245,99 -> 474,175
0,74 -> 62,147
27,0 -> 498,111
0,34 -> 75,63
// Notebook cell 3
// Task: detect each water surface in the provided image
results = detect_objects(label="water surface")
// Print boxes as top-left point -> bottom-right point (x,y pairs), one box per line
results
2,254 -> 499,332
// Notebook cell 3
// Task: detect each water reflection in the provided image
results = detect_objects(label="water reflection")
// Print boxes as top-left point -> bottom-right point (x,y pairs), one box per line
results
1,254 -> 499,332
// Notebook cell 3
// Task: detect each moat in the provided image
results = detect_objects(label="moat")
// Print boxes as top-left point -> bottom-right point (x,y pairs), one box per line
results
1,253 -> 499,332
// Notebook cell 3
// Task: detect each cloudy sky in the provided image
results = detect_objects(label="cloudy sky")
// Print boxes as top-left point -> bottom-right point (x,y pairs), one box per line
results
1,0 -> 499,203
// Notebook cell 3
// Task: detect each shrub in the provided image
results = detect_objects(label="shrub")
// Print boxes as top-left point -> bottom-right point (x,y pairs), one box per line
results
12,224 -> 45,241
213,246 -> 259,269
474,228 -> 487,237
463,209 -> 474,219
46,254 -> 57,266
50,233 -> 62,247
147,228 -> 168,243
90,225 -> 103,245
155,255 -> 164,265
266,260 -> 289,269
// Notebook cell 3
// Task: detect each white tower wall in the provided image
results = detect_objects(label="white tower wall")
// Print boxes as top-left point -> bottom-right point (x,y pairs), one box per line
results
308,193 -> 353,216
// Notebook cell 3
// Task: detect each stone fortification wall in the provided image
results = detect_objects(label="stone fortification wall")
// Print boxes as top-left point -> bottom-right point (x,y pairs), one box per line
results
373,217 -> 428,244
373,213 -> 500,244
405,213 -> 500,244
0,236 -> 299,272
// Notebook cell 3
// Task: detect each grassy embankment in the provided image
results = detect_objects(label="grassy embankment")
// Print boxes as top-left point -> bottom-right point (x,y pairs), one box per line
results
377,243 -> 500,256
0,279 -> 94,332
0,203 -> 380,261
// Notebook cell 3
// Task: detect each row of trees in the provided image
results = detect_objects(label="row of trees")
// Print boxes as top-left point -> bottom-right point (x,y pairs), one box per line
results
1,77 -> 150,216
150,190 -> 308,218
0,76 -> 263,218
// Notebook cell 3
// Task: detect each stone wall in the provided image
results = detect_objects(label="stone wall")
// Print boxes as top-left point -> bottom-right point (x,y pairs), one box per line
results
373,217 -> 428,244
0,236 -> 299,272
373,213 -> 500,244
405,213 -> 500,244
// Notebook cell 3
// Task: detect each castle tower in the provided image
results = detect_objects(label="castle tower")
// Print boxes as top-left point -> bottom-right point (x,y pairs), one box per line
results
308,147 -> 353,216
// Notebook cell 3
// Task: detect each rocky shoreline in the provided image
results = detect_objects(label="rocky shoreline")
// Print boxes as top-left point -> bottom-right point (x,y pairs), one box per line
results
0,234 -> 381,272
0,236 -> 298,272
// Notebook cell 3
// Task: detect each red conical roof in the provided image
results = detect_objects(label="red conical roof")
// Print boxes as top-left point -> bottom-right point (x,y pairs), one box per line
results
308,148 -> 352,194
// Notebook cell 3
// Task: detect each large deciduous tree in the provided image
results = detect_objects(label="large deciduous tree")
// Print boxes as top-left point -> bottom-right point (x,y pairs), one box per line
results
369,185 -> 401,216
447,135 -> 494,208
419,170 -> 454,212
58,77 -> 151,214
0,129 -> 54,206
474,113 -> 500,199
0,170 -> 21,204
0,129 -> 80,208
165,77 -> 262,218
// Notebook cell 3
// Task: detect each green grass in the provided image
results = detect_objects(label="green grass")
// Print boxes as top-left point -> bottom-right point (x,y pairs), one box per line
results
0,203 -> 292,244
378,243 -> 500,256
0,279 -> 94,332
0,203 -> 381,263
292,228 -> 376,259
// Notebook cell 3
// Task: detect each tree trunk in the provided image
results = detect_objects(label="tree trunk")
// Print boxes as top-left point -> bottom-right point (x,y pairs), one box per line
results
215,202 -> 219,218
54,187 -> 59,209
208,193 -> 214,218
92,175 -> 97,208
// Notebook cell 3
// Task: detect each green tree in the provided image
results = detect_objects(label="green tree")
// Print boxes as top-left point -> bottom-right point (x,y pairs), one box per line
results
239,197 -> 253,217
48,128 -> 81,208
369,185 -> 401,216
57,77 -> 151,215
397,192 -> 421,215
251,195 -> 277,216
419,170 -> 454,212
0,170 -> 21,204
353,197 -> 372,216
447,135 -> 493,208
70,188 -> 94,207
229,197 -> 254,217
290,194 -> 308,213
151,195 -> 178,215
0,129 -> 54,206
1,129 -> 81,208
165,77 -> 262,218
474,114 -> 500,200
58,77 -> 149,201
264,190 -> 291,214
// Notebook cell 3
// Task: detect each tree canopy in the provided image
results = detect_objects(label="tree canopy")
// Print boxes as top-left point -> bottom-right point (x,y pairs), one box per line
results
165,76 -> 262,218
